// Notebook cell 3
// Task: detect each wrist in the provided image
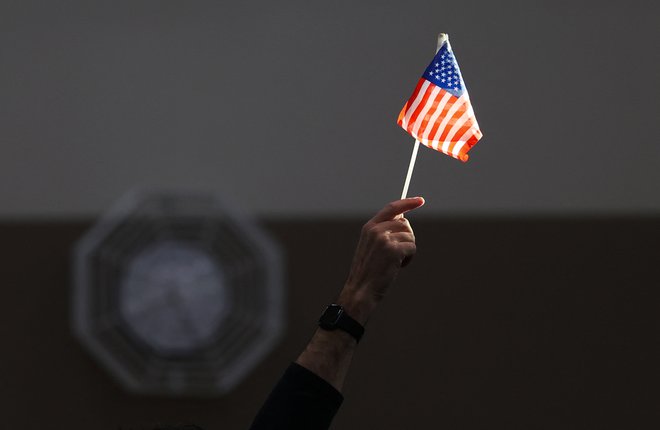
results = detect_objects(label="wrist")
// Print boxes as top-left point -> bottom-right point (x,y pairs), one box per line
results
336,285 -> 378,326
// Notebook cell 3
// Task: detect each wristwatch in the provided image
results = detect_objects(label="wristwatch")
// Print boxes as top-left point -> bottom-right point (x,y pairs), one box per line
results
318,304 -> 365,343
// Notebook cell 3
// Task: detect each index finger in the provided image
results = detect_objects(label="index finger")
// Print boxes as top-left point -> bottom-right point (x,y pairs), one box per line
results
370,197 -> 425,223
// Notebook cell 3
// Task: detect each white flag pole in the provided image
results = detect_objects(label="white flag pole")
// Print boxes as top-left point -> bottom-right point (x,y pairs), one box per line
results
399,33 -> 449,200
400,139 -> 420,199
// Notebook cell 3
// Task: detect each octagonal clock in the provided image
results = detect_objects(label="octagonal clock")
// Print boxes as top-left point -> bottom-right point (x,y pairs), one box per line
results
72,190 -> 284,396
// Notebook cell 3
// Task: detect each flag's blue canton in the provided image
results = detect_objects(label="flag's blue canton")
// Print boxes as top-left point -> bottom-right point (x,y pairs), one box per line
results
423,43 -> 465,98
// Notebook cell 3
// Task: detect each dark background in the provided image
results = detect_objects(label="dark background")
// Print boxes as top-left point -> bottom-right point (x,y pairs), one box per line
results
2,217 -> 659,429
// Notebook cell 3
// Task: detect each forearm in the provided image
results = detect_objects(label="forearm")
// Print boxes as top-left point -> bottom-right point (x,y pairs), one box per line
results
249,198 -> 423,430
295,328 -> 356,392
295,285 -> 375,392
249,287 -> 371,430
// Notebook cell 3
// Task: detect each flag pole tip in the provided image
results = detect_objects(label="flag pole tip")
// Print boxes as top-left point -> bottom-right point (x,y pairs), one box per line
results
436,33 -> 449,52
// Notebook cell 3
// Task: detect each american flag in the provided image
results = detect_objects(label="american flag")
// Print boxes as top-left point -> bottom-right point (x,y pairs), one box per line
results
397,36 -> 482,162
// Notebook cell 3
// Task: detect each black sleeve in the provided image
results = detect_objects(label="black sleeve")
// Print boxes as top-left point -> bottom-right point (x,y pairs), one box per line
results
248,362 -> 344,430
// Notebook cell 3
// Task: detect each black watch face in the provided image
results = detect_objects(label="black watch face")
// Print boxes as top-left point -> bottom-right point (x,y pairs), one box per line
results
319,305 -> 343,328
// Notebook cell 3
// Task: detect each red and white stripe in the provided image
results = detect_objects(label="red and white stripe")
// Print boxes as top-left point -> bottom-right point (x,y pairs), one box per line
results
398,78 -> 482,162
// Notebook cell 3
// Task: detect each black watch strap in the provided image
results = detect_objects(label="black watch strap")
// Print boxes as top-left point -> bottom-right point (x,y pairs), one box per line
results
318,304 -> 365,343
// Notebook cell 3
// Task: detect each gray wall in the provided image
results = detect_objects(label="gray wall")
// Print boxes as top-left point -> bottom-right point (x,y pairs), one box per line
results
2,0 -> 659,217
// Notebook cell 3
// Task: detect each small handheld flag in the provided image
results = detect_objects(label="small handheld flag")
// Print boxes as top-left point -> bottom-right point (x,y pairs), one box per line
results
398,33 -> 482,162
397,33 -> 483,198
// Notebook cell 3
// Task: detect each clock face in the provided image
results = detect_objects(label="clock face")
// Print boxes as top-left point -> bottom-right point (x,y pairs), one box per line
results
73,191 -> 284,395
119,240 -> 229,355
